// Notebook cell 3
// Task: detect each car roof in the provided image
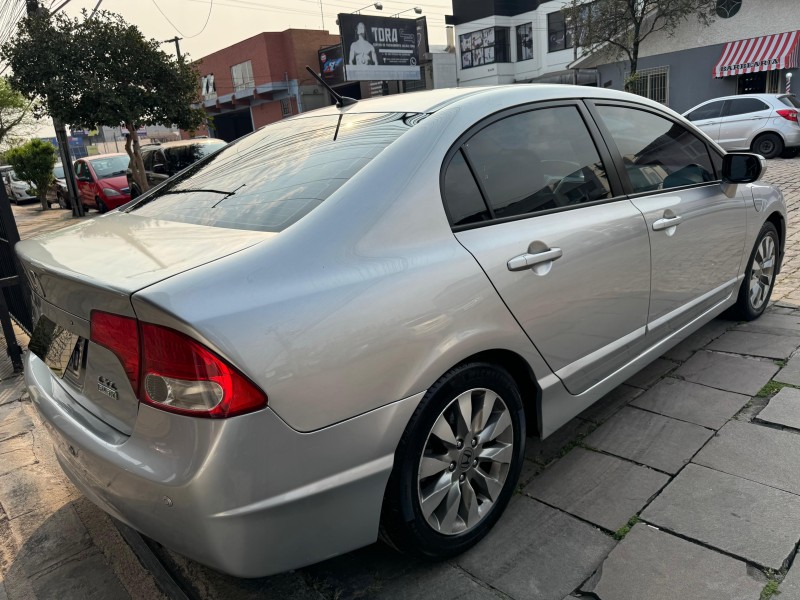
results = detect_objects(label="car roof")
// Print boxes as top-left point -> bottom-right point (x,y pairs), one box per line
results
84,153 -> 127,161
142,138 -> 226,150
686,93 -> 793,109
293,84 -> 671,119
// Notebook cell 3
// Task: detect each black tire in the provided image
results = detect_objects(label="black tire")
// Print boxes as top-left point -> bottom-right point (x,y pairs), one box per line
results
82,203 -> 89,214
96,197 -> 107,214
380,362 -> 526,560
752,133 -> 784,159
731,221 -> 779,321
780,147 -> 800,159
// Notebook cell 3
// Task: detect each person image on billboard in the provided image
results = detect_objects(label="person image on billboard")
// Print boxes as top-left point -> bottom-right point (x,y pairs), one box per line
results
460,33 -> 471,53
462,49 -> 472,68
349,22 -> 377,65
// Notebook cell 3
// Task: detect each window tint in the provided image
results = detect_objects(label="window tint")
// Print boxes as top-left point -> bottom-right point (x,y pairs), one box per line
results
547,12 -> 573,52
443,150 -> 490,226
779,95 -> 800,109
462,106 -> 611,219
726,98 -> 770,116
164,142 -> 226,173
127,113 -> 412,233
597,105 -> 716,193
687,100 -> 725,122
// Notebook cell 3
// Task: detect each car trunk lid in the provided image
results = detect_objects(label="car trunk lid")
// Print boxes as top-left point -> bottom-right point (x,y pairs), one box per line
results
18,212 -> 272,434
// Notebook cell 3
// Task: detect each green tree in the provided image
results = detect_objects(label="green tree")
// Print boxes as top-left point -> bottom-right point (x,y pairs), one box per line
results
563,0 -> 716,92
2,9 -> 205,193
6,139 -> 56,211
0,77 -> 37,150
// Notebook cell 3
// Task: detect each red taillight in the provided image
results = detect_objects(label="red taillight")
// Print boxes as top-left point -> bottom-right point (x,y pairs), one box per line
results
90,311 -> 140,393
777,109 -> 799,123
89,311 -> 267,418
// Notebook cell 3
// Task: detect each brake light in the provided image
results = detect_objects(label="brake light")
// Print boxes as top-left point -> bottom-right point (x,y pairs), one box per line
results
90,311 -> 140,393
89,311 -> 267,418
777,109 -> 799,123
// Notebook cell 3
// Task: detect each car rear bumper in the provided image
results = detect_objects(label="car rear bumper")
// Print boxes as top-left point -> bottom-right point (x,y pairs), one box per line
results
25,351 -> 421,577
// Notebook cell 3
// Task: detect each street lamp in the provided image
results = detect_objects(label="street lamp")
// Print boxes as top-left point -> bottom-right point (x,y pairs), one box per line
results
354,2 -> 383,13
390,6 -> 422,17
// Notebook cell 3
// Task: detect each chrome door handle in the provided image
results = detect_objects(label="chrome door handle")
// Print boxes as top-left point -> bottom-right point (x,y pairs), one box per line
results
507,248 -> 563,271
652,216 -> 682,231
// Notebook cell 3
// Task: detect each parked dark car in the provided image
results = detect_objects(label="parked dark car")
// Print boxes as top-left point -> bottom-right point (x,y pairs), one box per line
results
46,163 -> 71,209
127,138 -> 226,198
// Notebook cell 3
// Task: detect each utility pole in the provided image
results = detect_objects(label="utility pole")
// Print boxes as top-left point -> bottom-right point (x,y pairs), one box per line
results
162,36 -> 182,62
26,0 -> 83,216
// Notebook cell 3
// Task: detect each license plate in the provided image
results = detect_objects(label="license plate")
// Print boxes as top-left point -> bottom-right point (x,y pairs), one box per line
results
30,315 -> 87,387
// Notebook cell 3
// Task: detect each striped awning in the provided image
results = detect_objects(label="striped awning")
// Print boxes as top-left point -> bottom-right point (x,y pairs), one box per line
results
713,31 -> 800,78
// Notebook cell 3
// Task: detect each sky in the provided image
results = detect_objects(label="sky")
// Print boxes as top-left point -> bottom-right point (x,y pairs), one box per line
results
24,0 -> 453,136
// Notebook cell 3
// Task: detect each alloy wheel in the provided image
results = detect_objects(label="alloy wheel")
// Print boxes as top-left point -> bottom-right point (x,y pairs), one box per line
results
417,388 -> 514,536
749,233 -> 776,311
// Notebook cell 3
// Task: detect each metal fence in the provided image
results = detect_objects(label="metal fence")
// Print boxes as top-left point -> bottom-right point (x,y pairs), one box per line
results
0,182 -> 32,371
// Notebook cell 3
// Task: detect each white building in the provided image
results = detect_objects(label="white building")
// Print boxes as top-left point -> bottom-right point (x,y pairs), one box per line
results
449,0 -> 594,87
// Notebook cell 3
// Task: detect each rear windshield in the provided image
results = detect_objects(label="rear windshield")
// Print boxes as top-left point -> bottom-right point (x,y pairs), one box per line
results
126,112 -> 414,232
91,155 -> 130,179
779,95 -> 800,109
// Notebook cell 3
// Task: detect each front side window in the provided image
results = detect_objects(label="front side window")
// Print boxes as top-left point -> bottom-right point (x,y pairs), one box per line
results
687,100 -> 725,122
597,105 -> 716,194
726,98 -> 770,116
231,60 -> 255,92
547,12 -> 573,53
127,113 -> 414,233
458,106 -> 611,220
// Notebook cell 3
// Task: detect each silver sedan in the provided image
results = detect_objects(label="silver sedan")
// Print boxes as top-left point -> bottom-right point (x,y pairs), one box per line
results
18,85 -> 786,577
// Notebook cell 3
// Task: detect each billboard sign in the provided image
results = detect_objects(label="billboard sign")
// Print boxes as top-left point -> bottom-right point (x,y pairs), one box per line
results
318,44 -> 345,85
416,16 -> 429,60
338,13 -> 420,81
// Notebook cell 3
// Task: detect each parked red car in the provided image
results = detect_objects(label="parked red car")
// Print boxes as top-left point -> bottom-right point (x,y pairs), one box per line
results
74,154 -> 131,213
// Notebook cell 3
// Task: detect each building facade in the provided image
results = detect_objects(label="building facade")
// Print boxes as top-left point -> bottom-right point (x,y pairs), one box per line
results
195,29 -> 341,142
571,0 -> 800,113
448,0 -> 594,87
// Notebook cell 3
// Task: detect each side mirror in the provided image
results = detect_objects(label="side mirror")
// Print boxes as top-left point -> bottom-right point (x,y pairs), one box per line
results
722,153 -> 765,184
152,163 -> 167,175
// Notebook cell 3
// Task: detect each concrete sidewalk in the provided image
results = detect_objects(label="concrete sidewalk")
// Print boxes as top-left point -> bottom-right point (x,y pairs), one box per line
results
3,159 -> 800,600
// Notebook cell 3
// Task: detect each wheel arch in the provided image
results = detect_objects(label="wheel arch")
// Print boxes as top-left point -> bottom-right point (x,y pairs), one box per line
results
766,210 -> 786,275
452,348 -> 541,437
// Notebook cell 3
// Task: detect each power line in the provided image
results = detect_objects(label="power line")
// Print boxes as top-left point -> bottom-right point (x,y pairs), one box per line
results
150,0 -> 187,36
185,0 -> 212,38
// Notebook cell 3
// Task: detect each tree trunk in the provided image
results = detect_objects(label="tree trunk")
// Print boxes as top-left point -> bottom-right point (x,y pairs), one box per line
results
38,191 -> 49,211
124,121 -> 149,194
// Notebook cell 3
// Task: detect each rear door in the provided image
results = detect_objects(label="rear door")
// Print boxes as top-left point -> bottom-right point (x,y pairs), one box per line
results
685,99 -> 725,143
590,102 -> 746,339
718,97 -> 772,150
446,101 -> 652,395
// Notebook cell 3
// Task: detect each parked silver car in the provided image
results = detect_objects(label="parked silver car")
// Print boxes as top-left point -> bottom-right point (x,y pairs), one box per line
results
19,85 -> 786,577
684,93 -> 800,159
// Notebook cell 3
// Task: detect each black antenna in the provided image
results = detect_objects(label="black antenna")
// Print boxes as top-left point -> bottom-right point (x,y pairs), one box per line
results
305,66 -> 358,108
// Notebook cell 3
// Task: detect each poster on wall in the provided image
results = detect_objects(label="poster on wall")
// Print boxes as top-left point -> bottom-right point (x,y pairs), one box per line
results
516,23 -> 533,61
459,26 -> 499,69
318,44 -> 345,85
338,13 -> 421,81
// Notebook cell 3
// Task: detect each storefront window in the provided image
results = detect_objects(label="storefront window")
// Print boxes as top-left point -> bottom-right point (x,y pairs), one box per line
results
516,23 -> 533,61
547,11 -> 573,53
459,27 -> 510,69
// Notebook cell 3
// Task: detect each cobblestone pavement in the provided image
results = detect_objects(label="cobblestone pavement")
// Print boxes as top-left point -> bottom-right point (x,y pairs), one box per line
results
4,162 -> 800,600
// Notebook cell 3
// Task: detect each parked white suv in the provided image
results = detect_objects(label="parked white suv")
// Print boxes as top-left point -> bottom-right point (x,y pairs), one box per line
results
684,93 -> 800,159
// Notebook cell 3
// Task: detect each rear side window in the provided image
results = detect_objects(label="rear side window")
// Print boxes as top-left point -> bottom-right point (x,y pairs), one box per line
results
686,100 -> 724,122
725,98 -> 770,116
127,113 -> 412,232
597,105 -> 716,193
442,150 -> 490,226
459,106 -> 612,220
779,95 -> 800,109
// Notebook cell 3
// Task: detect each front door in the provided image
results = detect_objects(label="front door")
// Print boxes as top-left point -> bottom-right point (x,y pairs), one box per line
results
592,103 -> 747,338
443,103 -> 651,395
74,161 -> 94,207
718,97 -> 773,150
685,99 -> 725,144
